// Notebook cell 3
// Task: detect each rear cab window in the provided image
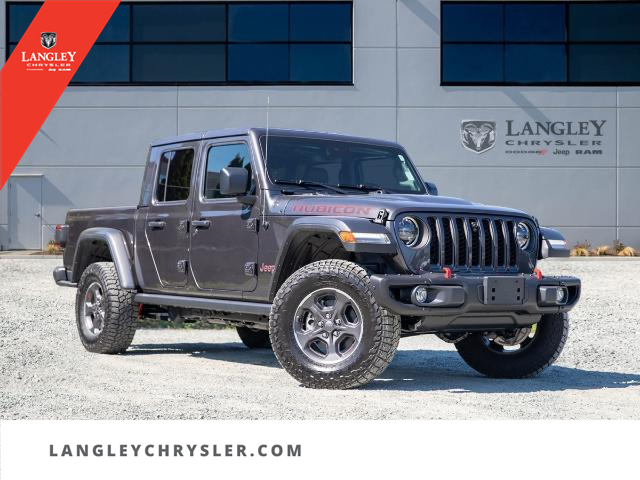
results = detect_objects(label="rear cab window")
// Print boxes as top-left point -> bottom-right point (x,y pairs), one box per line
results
155,149 -> 195,203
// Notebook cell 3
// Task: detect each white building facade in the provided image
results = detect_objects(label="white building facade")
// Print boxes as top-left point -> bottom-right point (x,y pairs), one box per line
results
1,0 -> 639,250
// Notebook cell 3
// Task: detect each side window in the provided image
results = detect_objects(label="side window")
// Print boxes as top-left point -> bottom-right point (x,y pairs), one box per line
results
204,143 -> 253,199
155,149 -> 194,202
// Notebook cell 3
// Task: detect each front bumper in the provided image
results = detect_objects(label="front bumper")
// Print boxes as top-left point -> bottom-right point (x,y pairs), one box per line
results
370,272 -> 580,332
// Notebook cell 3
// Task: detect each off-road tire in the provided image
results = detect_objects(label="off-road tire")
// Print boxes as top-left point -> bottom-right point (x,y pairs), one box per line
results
269,260 -> 400,389
455,313 -> 569,378
236,326 -> 271,349
75,262 -> 137,354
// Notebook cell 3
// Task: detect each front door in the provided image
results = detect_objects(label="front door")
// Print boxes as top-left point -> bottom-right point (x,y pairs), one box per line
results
145,146 -> 197,288
189,139 -> 259,292
7,176 -> 42,250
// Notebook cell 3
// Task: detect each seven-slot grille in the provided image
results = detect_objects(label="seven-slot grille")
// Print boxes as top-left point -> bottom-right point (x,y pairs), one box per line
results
422,215 -> 521,271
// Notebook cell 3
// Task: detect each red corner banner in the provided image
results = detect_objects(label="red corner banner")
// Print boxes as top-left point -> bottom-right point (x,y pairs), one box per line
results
0,1 -> 120,189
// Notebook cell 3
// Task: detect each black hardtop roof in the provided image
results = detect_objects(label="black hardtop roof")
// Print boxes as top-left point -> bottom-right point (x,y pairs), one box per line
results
150,128 -> 402,149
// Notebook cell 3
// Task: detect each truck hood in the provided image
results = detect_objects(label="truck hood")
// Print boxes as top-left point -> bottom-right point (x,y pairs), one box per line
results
281,194 -> 532,220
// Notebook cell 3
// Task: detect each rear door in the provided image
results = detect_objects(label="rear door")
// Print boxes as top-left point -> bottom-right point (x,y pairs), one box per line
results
145,144 -> 198,288
189,138 -> 259,292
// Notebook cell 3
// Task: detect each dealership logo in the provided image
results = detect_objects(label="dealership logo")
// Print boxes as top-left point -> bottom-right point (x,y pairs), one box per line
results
20,31 -> 76,72
460,121 -> 496,154
41,32 -> 57,49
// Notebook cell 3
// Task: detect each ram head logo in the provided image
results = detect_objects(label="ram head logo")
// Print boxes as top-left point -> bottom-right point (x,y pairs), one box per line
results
461,121 -> 496,154
41,32 -> 57,49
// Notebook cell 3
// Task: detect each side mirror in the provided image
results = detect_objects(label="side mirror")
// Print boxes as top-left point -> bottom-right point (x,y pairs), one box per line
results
220,167 -> 248,196
424,181 -> 438,196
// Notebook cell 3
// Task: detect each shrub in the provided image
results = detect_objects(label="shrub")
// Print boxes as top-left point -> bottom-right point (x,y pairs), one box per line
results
591,245 -> 610,256
570,240 -> 591,257
618,246 -> 637,257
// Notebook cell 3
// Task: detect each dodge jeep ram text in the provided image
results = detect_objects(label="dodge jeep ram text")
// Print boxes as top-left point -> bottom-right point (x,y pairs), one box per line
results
54,128 -> 581,389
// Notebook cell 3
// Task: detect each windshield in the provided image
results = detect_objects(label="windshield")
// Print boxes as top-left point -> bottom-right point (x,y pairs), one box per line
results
260,136 -> 426,194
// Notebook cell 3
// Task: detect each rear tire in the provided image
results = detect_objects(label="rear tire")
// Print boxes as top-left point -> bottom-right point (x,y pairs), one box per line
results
455,313 -> 569,378
75,262 -> 137,354
236,326 -> 271,349
270,260 -> 400,389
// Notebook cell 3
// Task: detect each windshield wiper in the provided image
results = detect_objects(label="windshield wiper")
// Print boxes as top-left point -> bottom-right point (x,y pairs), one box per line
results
274,180 -> 348,195
337,183 -> 389,194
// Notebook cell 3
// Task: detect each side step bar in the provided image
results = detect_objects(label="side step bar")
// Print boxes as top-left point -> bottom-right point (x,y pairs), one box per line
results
134,293 -> 272,317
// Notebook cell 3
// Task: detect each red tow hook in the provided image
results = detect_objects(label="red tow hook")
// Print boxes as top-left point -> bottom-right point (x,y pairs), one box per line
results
443,267 -> 453,279
137,303 -> 144,319
534,268 -> 543,280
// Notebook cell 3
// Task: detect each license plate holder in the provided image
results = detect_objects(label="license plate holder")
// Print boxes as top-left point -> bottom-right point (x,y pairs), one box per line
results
483,277 -> 524,305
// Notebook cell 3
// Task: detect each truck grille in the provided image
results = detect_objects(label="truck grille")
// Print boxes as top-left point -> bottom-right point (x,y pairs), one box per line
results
425,215 -> 520,272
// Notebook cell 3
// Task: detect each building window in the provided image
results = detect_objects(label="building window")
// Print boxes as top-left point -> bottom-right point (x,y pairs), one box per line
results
6,1 -> 353,85
441,1 -> 640,86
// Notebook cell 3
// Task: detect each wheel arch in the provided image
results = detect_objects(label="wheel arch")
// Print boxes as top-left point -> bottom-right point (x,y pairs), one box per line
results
268,217 -> 396,301
70,227 -> 136,289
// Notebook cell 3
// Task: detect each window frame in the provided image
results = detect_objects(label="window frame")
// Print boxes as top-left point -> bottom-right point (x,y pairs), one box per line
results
5,0 -> 354,86
198,138 -> 256,204
440,0 -> 640,87
152,147 -> 196,206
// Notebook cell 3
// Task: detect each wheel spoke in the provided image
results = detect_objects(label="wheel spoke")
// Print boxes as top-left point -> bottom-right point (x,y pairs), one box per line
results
324,335 -> 341,362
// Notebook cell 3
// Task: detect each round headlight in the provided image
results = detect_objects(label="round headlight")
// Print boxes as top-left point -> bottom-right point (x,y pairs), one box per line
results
398,217 -> 420,247
515,222 -> 531,249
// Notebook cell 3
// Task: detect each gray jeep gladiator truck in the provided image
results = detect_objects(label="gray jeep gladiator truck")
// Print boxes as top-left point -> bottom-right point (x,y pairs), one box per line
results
54,128 -> 580,389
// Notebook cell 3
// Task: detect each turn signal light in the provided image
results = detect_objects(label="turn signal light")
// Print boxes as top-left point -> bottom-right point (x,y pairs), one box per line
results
339,231 -> 357,243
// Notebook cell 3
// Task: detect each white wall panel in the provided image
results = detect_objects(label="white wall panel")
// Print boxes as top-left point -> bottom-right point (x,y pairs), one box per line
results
178,107 -> 397,142
20,108 -> 177,167
354,0 -> 396,48
397,0 -> 440,48
421,166 -> 616,229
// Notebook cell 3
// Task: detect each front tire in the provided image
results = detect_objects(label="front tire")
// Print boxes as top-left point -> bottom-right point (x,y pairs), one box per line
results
269,260 -> 400,389
75,262 -> 137,354
455,313 -> 569,378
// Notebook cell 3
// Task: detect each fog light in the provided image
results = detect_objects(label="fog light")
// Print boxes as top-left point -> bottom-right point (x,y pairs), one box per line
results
413,286 -> 429,304
556,287 -> 567,304
538,286 -> 569,306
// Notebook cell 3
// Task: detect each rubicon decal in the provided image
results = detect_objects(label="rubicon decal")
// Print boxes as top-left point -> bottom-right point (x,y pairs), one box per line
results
291,204 -> 374,216
0,1 -> 120,189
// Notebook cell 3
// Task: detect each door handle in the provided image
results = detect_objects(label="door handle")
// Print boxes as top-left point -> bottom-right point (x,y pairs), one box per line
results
192,220 -> 211,229
147,221 -> 166,230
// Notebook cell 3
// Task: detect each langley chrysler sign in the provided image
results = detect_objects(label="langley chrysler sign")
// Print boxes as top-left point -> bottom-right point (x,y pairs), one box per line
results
461,119 -> 606,156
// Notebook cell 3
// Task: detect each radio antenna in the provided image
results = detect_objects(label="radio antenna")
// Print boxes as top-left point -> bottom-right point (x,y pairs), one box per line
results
261,96 -> 270,229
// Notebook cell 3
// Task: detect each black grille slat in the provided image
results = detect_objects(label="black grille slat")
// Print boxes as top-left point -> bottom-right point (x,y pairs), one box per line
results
482,219 -> 493,267
495,220 -> 506,267
455,218 -> 467,267
442,218 -> 454,266
507,221 -> 517,266
470,218 -> 481,266
428,217 -> 439,265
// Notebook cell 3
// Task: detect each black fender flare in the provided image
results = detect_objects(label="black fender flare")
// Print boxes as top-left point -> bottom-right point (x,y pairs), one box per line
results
268,216 -> 397,299
71,227 -> 136,289
538,227 -> 570,258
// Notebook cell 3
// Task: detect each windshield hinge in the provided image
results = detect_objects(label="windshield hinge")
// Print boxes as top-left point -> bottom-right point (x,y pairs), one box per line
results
373,209 -> 389,225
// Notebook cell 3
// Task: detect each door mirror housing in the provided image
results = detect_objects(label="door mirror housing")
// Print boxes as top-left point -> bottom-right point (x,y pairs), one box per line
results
424,181 -> 438,196
220,167 -> 249,196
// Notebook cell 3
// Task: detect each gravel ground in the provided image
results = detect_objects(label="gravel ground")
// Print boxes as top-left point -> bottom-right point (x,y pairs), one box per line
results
0,258 -> 639,419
